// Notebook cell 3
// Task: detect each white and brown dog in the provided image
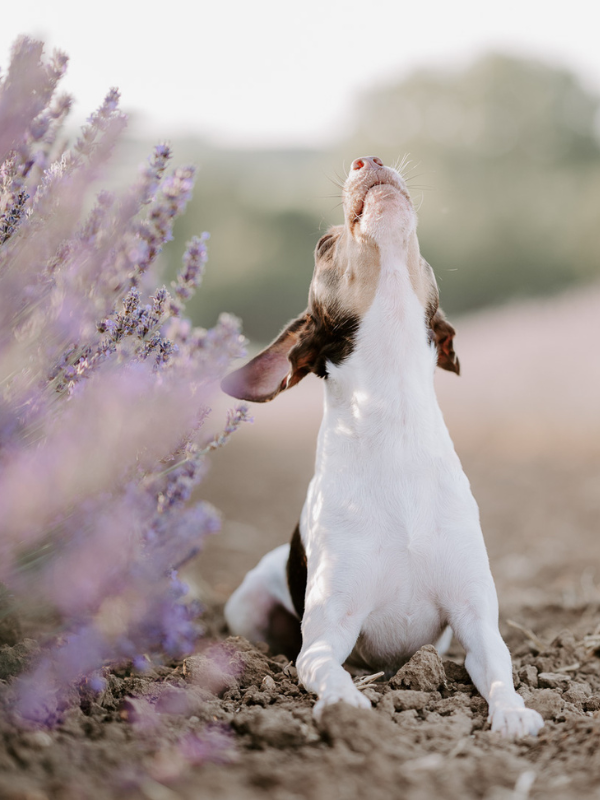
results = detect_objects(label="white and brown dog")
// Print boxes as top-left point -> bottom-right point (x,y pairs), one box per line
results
221,156 -> 544,738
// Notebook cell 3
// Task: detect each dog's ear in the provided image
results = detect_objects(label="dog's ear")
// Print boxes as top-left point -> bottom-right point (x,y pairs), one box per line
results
221,312 -> 318,402
431,307 -> 460,375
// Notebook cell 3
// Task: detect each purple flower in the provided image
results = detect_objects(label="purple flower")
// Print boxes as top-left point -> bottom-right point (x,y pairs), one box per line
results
0,36 -> 251,726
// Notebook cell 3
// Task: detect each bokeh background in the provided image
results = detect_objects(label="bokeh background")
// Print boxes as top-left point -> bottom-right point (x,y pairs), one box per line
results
4,1 -> 599,620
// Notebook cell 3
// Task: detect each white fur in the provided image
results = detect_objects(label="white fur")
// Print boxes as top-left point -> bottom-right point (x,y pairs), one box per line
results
225,161 -> 544,739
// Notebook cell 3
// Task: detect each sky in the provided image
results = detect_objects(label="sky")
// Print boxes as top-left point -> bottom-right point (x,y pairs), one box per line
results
1,0 -> 599,148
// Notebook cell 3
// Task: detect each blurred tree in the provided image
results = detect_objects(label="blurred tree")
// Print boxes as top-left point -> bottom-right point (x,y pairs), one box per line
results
345,54 -> 600,313
167,146 -> 328,340
153,54 -> 600,341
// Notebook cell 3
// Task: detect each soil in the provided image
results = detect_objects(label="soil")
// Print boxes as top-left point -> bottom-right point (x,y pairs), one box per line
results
2,603 -> 600,800
1,290 -> 600,800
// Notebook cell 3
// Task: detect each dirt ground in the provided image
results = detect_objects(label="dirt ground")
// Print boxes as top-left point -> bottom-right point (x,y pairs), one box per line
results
1,287 -> 600,799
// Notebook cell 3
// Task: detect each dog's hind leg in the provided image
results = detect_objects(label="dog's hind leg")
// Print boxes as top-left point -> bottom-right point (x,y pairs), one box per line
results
224,544 -> 301,657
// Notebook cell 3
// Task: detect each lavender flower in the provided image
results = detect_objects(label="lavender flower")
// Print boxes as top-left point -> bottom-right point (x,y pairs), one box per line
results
0,37 -> 250,725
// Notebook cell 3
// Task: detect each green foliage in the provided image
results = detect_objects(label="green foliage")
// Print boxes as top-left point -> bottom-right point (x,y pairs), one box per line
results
158,53 -> 600,341
349,54 -> 600,313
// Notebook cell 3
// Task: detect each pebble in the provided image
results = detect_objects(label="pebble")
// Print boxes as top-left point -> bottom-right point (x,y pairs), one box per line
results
538,672 -> 571,689
527,688 -> 564,720
518,665 -> 539,688
390,645 -> 446,692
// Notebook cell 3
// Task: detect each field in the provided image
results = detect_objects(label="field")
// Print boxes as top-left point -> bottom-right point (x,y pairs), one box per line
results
190,284 -> 600,800
1,286 -> 599,799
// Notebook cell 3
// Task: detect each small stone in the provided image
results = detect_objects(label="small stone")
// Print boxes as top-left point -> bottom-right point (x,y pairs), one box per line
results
443,660 -> 471,684
261,675 -> 276,692
527,688 -> 564,720
390,646 -> 446,692
242,687 -> 271,707
434,694 -> 472,715
361,687 -> 380,705
563,683 -> 591,705
533,656 -> 556,674
379,690 -> 432,718
518,665 -> 539,688
584,694 -> 600,712
538,672 -> 571,689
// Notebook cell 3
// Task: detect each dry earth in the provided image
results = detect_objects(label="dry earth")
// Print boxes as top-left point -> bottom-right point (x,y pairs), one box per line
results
0,286 -> 599,800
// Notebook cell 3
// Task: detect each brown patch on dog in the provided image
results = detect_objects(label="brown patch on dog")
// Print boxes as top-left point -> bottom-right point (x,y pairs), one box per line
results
265,604 -> 302,660
286,522 -> 307,621
220,313 -> 311,402
430,307 -> 460,374
315,226 -> 381,319
221,301 -> 361,402
221,228 -> 369,402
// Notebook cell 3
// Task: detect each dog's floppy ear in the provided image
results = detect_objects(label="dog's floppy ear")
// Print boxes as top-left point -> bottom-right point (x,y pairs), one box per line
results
221,312 -> 317,402
431,307 -> 460,375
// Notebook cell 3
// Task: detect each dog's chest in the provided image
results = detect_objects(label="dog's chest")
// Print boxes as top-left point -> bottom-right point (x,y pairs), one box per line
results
355,600 -> 446,672
297,279 -> 480,667
305,283 -> 464,536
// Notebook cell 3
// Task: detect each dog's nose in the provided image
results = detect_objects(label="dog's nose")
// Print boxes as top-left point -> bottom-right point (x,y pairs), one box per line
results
351,156 -> 384,171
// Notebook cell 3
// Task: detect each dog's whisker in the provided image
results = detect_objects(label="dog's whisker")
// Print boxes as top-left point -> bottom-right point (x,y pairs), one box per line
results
396,153 -> 414,180
323,173 -> 345,193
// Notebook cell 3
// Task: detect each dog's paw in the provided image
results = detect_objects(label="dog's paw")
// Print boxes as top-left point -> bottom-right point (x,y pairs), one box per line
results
489,704 -> 544,738
313,685 -> 372,720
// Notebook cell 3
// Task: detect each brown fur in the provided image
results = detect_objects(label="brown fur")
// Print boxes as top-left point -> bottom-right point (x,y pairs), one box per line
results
286,522 -> 307,620
430,307 -> 460,375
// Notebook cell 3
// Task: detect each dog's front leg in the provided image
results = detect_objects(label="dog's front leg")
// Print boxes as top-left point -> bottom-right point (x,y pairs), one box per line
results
296,596 -> 371,718
450,608 -> 544,738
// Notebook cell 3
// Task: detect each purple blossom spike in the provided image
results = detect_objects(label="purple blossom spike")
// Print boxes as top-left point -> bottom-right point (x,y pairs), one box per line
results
0,36 -> 249,730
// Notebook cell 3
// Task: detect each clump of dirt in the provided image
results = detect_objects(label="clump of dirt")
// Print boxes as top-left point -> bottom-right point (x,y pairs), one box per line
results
389,644 -> 447,691
1,607 -> 600,799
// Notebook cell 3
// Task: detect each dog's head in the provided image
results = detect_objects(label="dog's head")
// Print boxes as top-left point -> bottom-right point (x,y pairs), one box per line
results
222,156 -> 459,402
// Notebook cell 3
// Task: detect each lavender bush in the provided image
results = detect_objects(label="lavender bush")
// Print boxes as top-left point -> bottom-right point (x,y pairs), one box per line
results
0,37 -> 248,725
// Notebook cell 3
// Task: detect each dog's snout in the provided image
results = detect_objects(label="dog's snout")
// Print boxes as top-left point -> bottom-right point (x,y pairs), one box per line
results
351,156 -> 384,171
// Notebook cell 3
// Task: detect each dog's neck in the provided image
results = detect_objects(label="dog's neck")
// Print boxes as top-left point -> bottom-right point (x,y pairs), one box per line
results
319,247 -> 448,453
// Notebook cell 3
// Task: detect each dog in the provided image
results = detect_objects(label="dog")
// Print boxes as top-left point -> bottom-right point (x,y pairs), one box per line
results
221,156 -> 544,738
